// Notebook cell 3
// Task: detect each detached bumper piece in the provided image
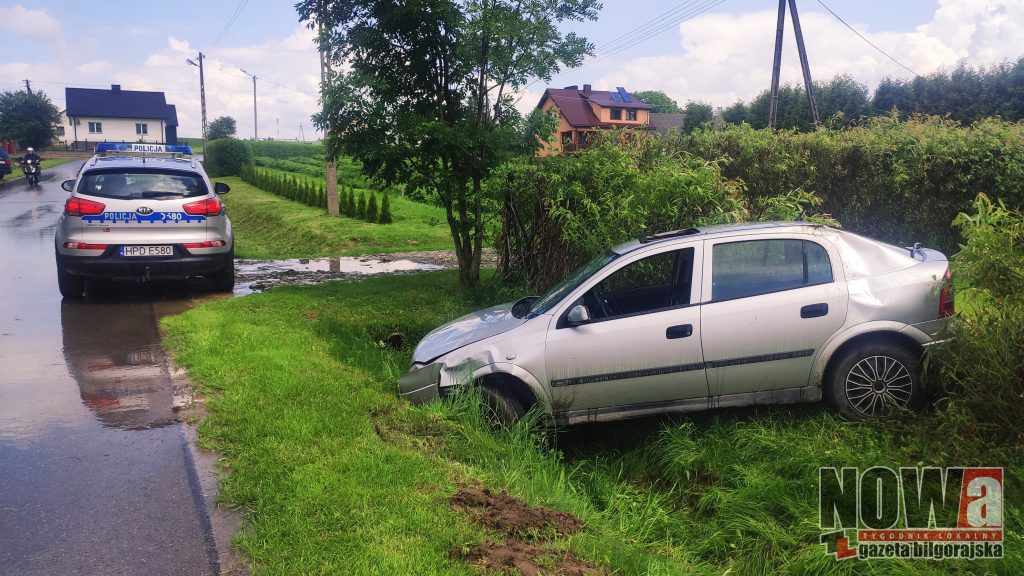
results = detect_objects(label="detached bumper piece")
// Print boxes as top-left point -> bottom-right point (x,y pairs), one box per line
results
397,363 -> 443,404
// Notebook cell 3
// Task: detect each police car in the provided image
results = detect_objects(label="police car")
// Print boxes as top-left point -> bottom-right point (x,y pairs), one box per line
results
55,143 -> 234,297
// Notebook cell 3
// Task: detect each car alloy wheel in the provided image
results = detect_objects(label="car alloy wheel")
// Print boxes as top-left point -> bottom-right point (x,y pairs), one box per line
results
844,355 -> 914,417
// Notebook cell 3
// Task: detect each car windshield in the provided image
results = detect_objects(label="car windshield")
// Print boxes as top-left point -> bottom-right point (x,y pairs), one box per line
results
529,250 -> 618,315
78,168 -> 208,200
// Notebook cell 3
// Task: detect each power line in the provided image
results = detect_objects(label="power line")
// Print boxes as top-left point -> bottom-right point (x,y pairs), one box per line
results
593,0 -> 705,55
814,0 -> 921,78
212,0 -> 250,46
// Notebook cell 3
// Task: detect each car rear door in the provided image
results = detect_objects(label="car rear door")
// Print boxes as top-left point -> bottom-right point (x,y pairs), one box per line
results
545,243 -> 708,422
699,234 -> 848,399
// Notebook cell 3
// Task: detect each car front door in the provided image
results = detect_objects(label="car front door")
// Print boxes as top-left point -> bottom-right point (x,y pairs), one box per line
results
699,235 -> 848,400
545,244 -> 708,423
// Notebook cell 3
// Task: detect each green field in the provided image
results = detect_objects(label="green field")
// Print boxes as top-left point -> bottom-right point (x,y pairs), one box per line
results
163,271 -> 1021,575
219,177 -> 453,258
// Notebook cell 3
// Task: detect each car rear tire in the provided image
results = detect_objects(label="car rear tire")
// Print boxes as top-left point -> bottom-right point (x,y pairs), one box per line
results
56,256 -> 85,299
480,384 -> 525,426
826,343 -> 923,419
208,251 -> 235,292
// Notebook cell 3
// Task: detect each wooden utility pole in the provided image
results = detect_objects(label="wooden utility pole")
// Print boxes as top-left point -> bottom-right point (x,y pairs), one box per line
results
23,79 -> 32,94
768,0 -> 820,129
241,69 -> 258,140
317,10 -> 339,216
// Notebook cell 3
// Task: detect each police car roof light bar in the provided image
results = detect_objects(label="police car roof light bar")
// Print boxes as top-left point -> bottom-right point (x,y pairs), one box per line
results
94,143 -> 194,156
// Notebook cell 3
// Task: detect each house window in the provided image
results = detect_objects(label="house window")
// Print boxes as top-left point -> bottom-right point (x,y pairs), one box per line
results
561,131 -> 573,147
136,123 -> 148,135
627,109 -> 637,121
88,122 -> 103,134
577,131 -> 589,148
610,108 -> 622,121
56,126 -> 65,136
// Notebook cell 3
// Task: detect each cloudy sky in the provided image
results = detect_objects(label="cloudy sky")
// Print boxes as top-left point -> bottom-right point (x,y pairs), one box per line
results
1,1 -> 1021,140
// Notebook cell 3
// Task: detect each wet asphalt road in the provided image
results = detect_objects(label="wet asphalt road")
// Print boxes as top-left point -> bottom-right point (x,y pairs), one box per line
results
0,161 -> 222,575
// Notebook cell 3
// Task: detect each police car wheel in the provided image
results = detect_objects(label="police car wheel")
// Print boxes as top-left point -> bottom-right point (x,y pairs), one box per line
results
208,253 -> 235,292
56,258 -> 85,299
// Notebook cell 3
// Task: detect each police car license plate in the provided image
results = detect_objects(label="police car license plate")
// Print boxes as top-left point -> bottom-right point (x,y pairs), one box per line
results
121,245 -> 173,257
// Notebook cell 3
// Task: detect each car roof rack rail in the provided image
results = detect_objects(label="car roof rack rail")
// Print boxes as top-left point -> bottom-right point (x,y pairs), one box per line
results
640,228 -> 700,243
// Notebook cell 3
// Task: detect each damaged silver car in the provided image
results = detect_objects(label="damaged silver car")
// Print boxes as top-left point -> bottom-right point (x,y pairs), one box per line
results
398,222 -> 953,424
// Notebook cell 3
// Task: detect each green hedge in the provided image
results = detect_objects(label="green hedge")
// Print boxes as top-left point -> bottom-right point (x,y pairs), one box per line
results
674,116 -> 1024,254
204,138 -> 252,177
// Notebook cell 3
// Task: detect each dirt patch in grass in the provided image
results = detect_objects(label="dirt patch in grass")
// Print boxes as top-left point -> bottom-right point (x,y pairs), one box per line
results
449,485 -> 600,575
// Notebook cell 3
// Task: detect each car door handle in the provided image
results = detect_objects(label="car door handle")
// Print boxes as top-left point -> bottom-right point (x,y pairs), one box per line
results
801,303 -> 829,319
666,324 -> 693,339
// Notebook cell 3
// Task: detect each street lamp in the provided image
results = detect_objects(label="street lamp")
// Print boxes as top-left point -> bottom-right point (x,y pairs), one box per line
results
240,69 -> 258,140
185,53 -> 208,153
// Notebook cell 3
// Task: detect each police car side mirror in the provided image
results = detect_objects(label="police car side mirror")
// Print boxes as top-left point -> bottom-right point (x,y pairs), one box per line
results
214,182 -> 230,194
61,180 -> 75,192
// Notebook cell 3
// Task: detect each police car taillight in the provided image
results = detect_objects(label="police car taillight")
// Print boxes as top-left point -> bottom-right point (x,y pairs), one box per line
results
64,242 -> 109,250
183,240 -> 226,249
182,198 -> 222,216
65,197 -> 106,216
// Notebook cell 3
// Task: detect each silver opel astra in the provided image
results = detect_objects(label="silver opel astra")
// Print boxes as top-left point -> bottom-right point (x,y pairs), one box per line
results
399,222 -> 953,424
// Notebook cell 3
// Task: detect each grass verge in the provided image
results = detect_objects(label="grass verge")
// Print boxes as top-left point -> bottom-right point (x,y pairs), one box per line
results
218,177 -> 454,259
163,271 -> 1021,575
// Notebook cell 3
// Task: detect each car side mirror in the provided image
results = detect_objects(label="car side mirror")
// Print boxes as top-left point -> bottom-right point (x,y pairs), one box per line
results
62,180 -> 75,192
566,304 -> 591,326
214,182 -> 230,194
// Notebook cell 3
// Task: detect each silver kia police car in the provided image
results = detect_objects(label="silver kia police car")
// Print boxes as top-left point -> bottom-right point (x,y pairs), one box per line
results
55,143 -> 234,297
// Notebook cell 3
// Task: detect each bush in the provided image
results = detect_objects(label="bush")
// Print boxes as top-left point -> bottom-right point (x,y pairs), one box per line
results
937,194 -> 1024,445
356,191 -> 367,220
379,191 -> 393,224
204,138 -> 252,177
366,191 -> 378,223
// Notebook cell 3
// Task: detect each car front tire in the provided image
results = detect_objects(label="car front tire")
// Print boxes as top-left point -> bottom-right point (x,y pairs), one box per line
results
56,255 -> 85,299
480,384 -> 525,426
826,342 -> 923,419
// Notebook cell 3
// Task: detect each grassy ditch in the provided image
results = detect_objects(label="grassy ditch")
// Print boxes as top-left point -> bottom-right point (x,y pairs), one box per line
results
219,177 -> 453,259
163,270 -> 1020,575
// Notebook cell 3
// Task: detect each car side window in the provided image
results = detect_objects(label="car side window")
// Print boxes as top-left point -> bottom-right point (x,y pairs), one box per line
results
712,239 -> 833,301
584,248 -> 694,320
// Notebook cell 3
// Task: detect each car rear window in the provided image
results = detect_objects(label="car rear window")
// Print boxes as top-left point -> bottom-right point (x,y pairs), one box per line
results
78,169 -> 208,200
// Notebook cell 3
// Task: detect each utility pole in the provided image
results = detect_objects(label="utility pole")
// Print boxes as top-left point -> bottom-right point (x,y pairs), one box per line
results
317,9 -> 339,216
186,53 -> 209,151
241,69 -> 258,140
23,79 -> 32,94
767,0 -> 820,129
299,123 -> 305,142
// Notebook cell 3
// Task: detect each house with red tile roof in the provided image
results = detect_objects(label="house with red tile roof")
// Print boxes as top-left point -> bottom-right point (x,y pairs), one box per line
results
535,84 -> 652,155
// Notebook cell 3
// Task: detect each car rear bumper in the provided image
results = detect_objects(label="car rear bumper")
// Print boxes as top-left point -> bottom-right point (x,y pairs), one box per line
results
59,248 -> 232,279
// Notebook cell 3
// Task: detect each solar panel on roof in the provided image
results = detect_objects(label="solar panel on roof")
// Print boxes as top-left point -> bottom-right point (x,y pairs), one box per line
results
617,87 -> 632,102
611,92 -> 621,102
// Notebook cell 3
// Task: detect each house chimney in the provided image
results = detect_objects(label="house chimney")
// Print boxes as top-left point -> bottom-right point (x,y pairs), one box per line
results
111,84 -> 121,93
563,85 -> 578,90
583,84 -> 592,96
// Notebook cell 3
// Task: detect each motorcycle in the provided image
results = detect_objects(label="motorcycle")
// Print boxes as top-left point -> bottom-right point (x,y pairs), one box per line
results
21,159 -> 41,186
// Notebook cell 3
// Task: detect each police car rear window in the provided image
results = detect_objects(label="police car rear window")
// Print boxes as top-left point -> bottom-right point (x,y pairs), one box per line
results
78,169 -> 208,200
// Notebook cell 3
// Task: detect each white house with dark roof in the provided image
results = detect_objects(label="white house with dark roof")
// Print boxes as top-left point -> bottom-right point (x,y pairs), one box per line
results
60,85 -> 179,150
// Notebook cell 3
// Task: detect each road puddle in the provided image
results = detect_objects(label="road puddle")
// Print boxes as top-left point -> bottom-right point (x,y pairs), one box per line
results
234,256 -> 446,294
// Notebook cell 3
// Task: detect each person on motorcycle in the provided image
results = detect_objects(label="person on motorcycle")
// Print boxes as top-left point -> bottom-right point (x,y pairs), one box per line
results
20,147 -> 43,184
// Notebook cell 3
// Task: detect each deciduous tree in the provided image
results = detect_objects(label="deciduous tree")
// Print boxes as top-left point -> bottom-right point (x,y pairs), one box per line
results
208,116 -> 237,140
0,90 -> 61,149
298,0 -> 598,285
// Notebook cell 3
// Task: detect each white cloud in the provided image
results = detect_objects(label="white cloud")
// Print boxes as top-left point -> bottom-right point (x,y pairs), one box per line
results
0,4 -> 63,45
596,1 -> 1024,108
